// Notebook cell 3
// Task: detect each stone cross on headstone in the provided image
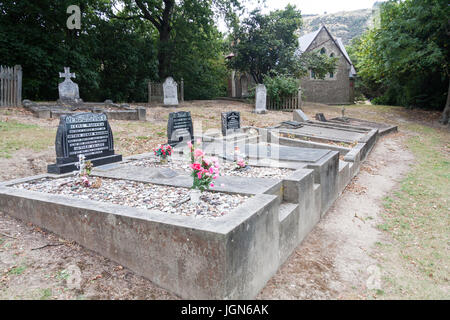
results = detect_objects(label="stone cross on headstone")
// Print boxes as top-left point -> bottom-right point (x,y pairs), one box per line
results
58,67 -> 81,104
59,67 -> 76,81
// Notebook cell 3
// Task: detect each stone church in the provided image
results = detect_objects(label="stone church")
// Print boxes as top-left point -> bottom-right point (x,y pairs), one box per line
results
227,25 -> 356,104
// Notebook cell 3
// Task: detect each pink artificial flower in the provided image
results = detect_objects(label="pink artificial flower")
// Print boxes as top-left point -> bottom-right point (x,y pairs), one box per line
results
197,172 -> 203,179
191,163 -> 201,171
187,141 -> 193,149
210,183 -> 214,188
194,149 -> 204,158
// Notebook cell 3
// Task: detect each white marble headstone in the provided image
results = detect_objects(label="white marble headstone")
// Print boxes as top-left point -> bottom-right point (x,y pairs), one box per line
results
163,77 -> 179,105
58,67 -> 80,102
255,84 -> 267,114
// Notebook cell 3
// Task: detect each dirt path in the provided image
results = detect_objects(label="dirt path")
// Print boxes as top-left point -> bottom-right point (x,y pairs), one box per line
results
257,132 -> 414,299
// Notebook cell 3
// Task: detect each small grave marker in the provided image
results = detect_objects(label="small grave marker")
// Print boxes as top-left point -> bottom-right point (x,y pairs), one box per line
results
315,113 -> 327,122
163,77 -> 179,105
167,111 -> 194,147
48,112 -> 122,174
255,84 -> 267,114
221,111 -> 241,136
58,67 -> 82,104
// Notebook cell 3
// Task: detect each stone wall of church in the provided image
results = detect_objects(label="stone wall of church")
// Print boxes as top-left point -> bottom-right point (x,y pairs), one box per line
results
300,28 -> 353,105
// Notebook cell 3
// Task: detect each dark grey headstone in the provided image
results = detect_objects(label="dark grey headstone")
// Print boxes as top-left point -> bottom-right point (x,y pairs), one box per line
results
315,113 -> 327,122
167,111 -> 194,147
47,112 -> 122,174
221,111 -> 241,136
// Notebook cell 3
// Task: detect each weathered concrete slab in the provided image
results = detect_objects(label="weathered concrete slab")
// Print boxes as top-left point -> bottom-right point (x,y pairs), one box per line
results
329,117 -> 398,136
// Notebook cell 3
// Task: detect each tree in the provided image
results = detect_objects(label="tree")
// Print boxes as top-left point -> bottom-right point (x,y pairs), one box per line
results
0,0 -> 159,102
227,5 -> 337,84
348,0 -> 450,123
111,0 -> 241,80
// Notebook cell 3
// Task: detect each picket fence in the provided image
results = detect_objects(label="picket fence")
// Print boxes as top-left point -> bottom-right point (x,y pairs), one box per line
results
0,65 -> 22,107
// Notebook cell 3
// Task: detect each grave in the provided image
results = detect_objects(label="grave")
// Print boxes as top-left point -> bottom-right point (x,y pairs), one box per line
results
293,109 -> 310,122
167,111 -> 194,147
58,67 -> 82,105
221,111 -> 241,136
21,68 -> 146,121
329,117 -> 398,136
163,77 -> 179,106
47,112 -> 122,174
0,109 -> 386,299
255,84 -> 267,114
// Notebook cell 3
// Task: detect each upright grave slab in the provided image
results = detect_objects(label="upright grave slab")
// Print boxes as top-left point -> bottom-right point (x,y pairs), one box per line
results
167,111 -> 194,147
221,111 -> 241,136
163,77 -> 179,106
255,84 -> 267,114
47,112 -> 122,174
58,67 -> 82,104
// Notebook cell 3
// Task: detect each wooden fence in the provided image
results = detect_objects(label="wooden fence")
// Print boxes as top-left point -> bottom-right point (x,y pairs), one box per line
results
0,65 -> 22,107
148,78 -> 184,104
267,88 -> 302,110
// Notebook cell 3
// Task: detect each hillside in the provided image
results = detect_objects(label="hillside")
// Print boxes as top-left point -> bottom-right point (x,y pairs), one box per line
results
300,6 -> 380,45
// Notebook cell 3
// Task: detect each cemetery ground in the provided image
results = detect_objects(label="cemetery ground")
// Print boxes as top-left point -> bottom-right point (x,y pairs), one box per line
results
0,100 -> 448,300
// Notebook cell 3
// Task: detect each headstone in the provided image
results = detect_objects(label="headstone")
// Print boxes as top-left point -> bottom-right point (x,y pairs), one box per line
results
167,111 -> 194,147
255,84 -> 267,114
47,112 -> 122,174
293,109 -> 309,122
315,113 -> 327,122
58,67 -> 82,104
221,111 -> 241,136
163,77 -> 178,105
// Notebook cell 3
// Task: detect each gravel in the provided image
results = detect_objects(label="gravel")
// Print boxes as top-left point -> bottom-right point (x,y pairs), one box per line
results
14,177 -> 250,219
128,158 -> 294,179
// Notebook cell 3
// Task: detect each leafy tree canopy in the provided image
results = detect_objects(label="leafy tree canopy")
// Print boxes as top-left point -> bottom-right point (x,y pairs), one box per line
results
347,0 -> 450,122
227,5 -> 337,85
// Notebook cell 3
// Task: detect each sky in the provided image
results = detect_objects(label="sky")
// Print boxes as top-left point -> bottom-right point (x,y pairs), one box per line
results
246,0 -> 381,15
217,0 -> 382,32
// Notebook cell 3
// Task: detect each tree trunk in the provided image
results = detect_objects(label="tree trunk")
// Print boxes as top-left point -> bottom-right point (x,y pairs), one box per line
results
158,25 -> 171,80
441,80 -> 450,125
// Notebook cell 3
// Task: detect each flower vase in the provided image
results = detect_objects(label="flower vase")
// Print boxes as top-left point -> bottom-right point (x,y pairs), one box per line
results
160,157 -> 168,164
190,189 -> 201,204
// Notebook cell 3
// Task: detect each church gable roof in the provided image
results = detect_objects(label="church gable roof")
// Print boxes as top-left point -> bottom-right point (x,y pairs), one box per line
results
297,25 -> 357,77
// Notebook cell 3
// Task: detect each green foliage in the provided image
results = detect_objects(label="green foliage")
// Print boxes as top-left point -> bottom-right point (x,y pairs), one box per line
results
227,5 -> 304,83
228,4 -> 338,95
264,75 -> 299,102
0,0 -> 236,101
348,0 -> 449,110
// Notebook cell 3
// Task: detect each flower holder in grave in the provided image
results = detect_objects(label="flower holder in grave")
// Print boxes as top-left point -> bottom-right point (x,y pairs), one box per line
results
167,111 -> 194,148
47,113 -> 122,174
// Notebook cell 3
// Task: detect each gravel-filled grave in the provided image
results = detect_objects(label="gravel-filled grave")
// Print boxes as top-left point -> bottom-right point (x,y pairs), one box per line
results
128,158 -> 294,179
14,177 -> 250,218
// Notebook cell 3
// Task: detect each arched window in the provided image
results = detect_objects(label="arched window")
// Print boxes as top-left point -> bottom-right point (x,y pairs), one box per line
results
320,47 -> 326,54
329,71 -> 334,78
311,70 -> 316,79
330,53 -> 335,58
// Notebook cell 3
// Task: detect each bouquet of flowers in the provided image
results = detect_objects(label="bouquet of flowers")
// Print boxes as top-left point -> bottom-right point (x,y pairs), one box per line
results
233,146 -> 248,170
188,140 -> 220,191
74,155 -> 94,188
153,144 -> 172,162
